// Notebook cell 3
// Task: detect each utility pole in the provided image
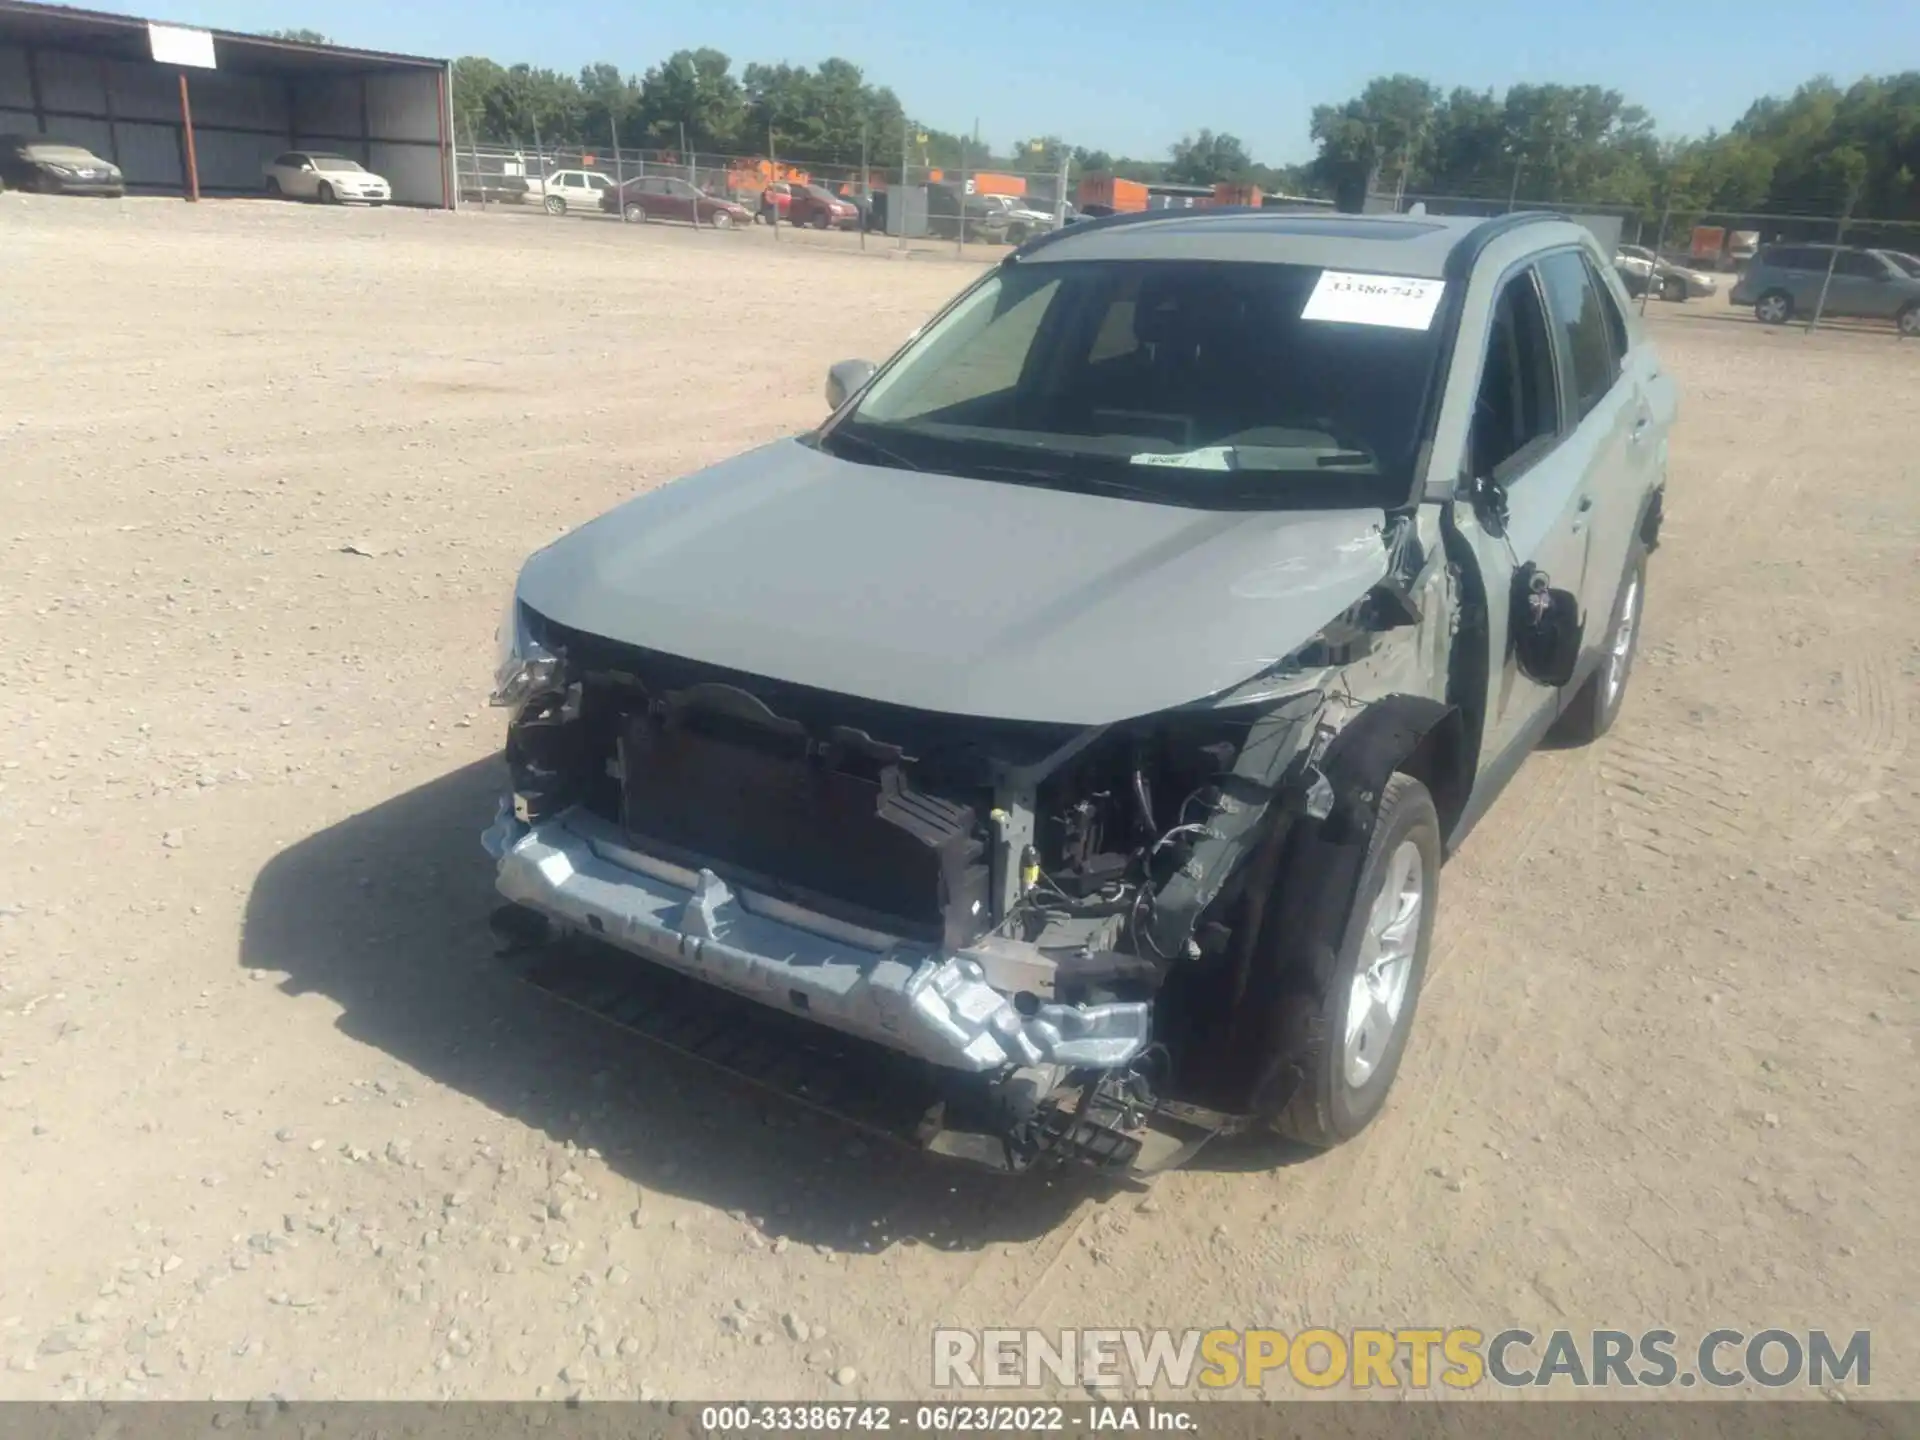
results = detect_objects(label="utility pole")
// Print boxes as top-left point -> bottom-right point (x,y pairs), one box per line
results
1506,158 -> 1523,212
1056,149 -> 1069,228
898,117 -> 909,250
1806,183 -> 1858,335
680,120 -> 690,186
859,122 -> 868,251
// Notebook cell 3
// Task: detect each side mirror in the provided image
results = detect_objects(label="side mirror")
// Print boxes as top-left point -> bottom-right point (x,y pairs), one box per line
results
1510,563 -> 1583,689
825,359 -> 876,412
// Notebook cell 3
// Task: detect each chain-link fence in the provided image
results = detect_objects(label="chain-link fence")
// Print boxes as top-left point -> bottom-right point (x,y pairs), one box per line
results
452,132 -> 1089,249
1364,186 -> 1920,335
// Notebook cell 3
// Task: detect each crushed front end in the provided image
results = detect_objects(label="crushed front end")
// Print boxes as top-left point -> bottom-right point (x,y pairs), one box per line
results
483,603 -> 1374,1173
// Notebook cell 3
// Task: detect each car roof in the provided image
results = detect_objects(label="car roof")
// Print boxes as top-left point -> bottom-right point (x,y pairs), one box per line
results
1018,209 -> 1570,279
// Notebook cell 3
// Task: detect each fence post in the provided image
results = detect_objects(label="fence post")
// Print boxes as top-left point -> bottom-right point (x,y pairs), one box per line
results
465,118 -> 485,208
898,119 -> 908,250
769,125 -> 779,240
1056,150 -> 1069,227
957,123 -> 969,256
859,123 -> 868,251
1806,186 -> 1857,335
611,115 -> 623,220
1640,194 -> 1672,318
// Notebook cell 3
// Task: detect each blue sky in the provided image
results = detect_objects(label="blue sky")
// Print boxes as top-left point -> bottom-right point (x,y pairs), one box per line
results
142,0 -> 1918,162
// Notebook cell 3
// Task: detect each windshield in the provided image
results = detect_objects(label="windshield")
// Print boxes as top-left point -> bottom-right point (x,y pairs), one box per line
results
311,156 -> 366,173
820,258 -> 1445,509
1880,251 -> 1920,278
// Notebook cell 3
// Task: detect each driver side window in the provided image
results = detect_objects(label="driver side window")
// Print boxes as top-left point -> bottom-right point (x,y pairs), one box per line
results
1471,268 -> 1561,480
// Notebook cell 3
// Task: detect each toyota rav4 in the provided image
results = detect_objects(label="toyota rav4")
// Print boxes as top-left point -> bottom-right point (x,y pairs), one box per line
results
483,210 -> 1676,1175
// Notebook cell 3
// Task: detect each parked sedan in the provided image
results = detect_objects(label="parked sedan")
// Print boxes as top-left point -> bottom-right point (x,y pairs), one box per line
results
605,176 -> 750,229
1614,244 -> 1716,301
264,151 -> 390,204
0,135 -> 123,196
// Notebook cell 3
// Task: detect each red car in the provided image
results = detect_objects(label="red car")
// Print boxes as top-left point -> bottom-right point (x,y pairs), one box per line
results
605,176 -> 750,229
759,181 -> 857,229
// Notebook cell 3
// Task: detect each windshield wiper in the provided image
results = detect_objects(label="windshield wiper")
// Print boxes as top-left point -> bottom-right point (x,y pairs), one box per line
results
968,462 -> 1174,503
819,427 -> 925,472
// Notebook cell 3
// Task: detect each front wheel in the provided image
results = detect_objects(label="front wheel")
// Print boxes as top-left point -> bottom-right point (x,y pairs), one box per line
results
709,209 -> 734,230
1755,290 -> 1793,325
622,202 -> 645,223
265,176 -> 282,197
1269,773 -> 1441,1149
1662,275 -> 1687,302
812,212 -> 831,230
543,195 -> 566,216
1897,303 -> 1920,339
1551,544 -> 1647,745
317,181 -> 336,205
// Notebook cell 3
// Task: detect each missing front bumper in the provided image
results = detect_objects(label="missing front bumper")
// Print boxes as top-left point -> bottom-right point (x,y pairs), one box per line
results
484,803 -> 1152,1075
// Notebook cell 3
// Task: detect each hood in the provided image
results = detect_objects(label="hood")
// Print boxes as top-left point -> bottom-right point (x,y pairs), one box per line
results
515,439 -> 1390,726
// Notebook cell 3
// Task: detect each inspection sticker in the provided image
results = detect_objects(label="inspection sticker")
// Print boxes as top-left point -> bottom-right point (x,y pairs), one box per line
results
1301,271 -> 1446,330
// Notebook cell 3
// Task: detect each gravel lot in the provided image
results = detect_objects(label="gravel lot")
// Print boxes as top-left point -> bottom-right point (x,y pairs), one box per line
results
1,196 -> 1916,1402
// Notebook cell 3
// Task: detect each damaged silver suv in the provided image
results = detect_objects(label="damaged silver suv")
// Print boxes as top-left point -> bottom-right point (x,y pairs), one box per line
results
484,209 -> 1676,1175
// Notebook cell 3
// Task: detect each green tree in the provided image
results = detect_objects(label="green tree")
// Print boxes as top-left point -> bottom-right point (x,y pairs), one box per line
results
1165,129 -> 1255,184
639,49 -> 746,152
266,28 -> 331,44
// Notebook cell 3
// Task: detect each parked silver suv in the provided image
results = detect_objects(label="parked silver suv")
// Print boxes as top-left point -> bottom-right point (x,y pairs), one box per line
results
1731,243 -> 1920,335
485,211 -> 1676,1176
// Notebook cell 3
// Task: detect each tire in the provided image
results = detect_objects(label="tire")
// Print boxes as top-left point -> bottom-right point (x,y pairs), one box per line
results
1662,275 -> 1687,302
317,181 -> 336,205
1897,303 -> 1920,339
543,195 -> 566,216
1007,224 -> 1029,245
265,176 -> 281,197
1754,290 -> 1793,325
622,202 -> 645,223
710,209 -> 734,230
813,211 -> 830,230
1268,773 -> 1442,1150
1550,543 -> 1647,746
755,207 -> 771,225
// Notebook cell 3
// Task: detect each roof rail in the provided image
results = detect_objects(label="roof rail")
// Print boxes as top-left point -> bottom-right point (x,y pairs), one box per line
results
1009,203 -> 1268,260
1444,211 -> 1569,280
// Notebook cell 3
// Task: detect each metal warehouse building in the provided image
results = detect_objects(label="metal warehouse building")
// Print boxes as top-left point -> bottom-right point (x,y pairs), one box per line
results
0,0 -> 452,206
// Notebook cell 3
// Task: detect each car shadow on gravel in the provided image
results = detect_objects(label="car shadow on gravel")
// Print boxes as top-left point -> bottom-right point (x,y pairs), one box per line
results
241,759 -> 1096,1253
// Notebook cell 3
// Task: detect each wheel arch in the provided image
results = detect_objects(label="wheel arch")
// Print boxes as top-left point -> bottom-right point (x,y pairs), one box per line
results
1183,694 -> 1467,1117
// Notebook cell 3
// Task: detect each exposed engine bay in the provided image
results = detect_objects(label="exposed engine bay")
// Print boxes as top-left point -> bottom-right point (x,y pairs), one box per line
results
484,519 -> 1457,1174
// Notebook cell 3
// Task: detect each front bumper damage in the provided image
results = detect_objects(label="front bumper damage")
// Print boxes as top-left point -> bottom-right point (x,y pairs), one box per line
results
487,804 -> 1151,1072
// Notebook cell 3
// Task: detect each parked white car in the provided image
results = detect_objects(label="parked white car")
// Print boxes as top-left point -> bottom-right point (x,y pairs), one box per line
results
536,169 -> 615,215
263,151 -> 390,205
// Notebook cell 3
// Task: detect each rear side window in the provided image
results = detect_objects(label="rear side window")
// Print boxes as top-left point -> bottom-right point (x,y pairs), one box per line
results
1834,251 -> 1883,278
1537,251 -> 1620,422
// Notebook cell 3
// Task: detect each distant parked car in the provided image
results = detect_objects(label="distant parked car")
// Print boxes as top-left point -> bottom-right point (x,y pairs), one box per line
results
1613,244 -> 1716,301
538,169 -> 614,215
1731,244 -> 1920,335
0,134 -> 123,196
604,175 -> 750,229
787,183 -> 859,230
264,151 -> 389,205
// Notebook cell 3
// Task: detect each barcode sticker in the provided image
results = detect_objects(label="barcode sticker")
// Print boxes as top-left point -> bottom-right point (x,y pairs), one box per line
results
1301,271 -> 1446,330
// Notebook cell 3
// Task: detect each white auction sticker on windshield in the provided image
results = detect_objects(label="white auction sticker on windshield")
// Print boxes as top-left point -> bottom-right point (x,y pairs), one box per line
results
1301,271 -> 1445,330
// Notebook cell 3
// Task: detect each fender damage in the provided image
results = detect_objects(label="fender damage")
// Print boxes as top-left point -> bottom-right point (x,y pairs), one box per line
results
486,483 -> 1464,1173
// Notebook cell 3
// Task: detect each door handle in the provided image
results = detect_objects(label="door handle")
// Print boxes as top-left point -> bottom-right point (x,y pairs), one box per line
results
1572,493 -> 1594,532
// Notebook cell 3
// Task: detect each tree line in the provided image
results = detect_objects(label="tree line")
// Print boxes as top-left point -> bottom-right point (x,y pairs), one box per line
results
440,46 -> 1918,221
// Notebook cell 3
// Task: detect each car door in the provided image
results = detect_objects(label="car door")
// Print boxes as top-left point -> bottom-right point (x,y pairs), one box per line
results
1533,248 -> 1654,646
664,179 -> 699,223
1450,259 -> 1593,780
1836,250 -> 1899,318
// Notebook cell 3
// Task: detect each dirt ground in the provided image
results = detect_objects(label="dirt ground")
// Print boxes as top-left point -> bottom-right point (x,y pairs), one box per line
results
1,196 -> 1915,1404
